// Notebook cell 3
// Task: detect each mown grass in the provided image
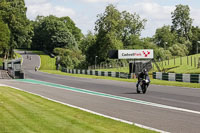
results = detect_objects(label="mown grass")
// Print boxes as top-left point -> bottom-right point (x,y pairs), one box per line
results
41,70 -> 200,88
0,86 -> 156,133
31,51 -> 56,70
39,55 -> 56,70
14,52 -> 22,59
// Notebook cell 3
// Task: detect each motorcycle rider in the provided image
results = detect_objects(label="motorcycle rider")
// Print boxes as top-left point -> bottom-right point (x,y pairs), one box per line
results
136,69 -> 150,88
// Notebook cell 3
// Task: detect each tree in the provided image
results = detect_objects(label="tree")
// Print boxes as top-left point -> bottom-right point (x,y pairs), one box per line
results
59,16 -> 83,43
123,35 -> 144,49
92,4 -> 146,63
169,43 -> 189,56
79,31 -> 96,55
189,26 -> 200,54
171,4 -> 193,41
53,48 -> 85,69
0,0 -> 33,57
121,11 -> 146,46
32,15 -> 78,52
0,18 -> 10,58
154,25 -> 177,48
94,4 -> 123,63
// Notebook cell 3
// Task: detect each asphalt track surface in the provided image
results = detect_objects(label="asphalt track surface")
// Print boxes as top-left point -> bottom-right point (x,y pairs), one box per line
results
1,52 -> 200,133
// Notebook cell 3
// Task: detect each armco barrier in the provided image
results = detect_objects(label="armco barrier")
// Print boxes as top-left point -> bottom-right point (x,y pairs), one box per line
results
153,72 -> 200,83
61,68 -> 132,79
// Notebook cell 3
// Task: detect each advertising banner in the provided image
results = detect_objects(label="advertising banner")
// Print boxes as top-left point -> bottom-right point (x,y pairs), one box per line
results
118,49 -> 153,59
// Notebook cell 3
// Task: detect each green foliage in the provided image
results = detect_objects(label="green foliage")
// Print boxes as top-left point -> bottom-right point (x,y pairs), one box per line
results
154,25 -> 177,48
79,31 -> 96,55
0,0 -> 32,58
121,11 -> 147,46
169,43 -> 189,56
123,35 -> 143,49
153,4 -> 195,57
87,4 -> 146,64
32,15 -> 78,52
171,4 -> 193,40
190,26 -> 200,54
0,57 -> 3,66
54,48 -> 85,69
95,4 -> 122,35
59,16 -> 83,43
31,15 -> 84,69
96,31 -> 123,63
94,5 -> 123,63
0,18 -> 10,58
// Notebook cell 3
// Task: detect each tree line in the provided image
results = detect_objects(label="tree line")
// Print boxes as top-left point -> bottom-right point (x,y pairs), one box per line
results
0,0 -> 200,69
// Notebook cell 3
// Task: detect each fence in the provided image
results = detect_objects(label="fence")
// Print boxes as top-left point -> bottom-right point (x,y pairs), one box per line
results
61,68 -> 132,79
153,72 -> 200,83
152,55 -> 200,71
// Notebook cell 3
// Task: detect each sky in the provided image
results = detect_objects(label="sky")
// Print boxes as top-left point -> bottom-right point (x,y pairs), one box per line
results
24,0 -> 200,37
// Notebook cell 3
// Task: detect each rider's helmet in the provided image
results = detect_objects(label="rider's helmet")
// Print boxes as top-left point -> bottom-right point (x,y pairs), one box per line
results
143,69 -> 147,73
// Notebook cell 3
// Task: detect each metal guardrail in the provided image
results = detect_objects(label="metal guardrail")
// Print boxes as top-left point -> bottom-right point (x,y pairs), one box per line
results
61,68 -> 132,79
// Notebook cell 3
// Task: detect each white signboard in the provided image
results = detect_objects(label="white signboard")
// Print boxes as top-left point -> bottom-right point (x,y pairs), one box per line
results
118,49 -> 154,59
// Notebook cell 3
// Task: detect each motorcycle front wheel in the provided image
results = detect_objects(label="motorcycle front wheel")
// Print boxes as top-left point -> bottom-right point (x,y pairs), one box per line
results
136,87 -> 140,93
142,85 -> 147,94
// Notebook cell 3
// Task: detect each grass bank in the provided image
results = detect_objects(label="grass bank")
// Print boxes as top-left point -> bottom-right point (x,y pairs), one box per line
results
96,54 -> 200,74
32,51 -> 56,70
152,54 -> 200,74
0,86 -> 156,133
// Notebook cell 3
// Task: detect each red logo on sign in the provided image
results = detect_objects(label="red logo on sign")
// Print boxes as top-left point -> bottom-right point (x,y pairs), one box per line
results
143,51 -> 150,57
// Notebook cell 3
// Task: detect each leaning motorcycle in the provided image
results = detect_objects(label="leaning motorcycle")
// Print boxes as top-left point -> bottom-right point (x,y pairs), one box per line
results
137,79 -> 149,94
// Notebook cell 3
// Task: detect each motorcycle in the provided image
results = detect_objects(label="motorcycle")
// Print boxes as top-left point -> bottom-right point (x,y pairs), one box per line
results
35,66 -> 38,71
137,78 -> 149,94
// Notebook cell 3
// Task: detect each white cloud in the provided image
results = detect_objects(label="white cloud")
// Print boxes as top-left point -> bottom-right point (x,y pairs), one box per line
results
81,0 -> 118,3
191,8 -> 200,27
119,2 -> 175,37
133,2 -> 173,20
25,0 -> 48,5
26,1 -> 75,20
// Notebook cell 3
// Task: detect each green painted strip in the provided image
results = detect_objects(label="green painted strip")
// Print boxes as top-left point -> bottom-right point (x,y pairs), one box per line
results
16,79 -> 153,105
15,79 -> 200,115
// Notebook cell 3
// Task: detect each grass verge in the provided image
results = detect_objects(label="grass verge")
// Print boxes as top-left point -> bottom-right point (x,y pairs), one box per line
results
0,86 -> 156,133
41,70 -> 200,88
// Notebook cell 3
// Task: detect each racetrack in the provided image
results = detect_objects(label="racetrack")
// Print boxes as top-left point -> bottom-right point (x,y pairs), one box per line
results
1,51 -> 200,133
